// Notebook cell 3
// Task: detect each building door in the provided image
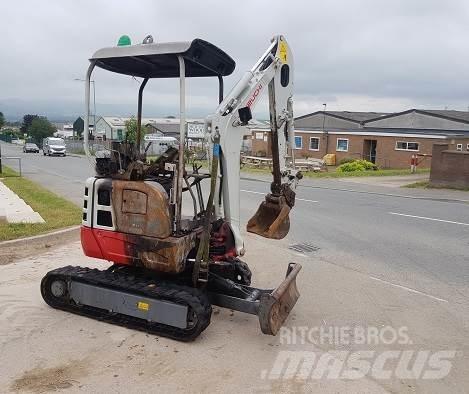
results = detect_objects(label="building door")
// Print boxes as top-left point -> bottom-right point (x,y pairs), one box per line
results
363,139 -> 377,163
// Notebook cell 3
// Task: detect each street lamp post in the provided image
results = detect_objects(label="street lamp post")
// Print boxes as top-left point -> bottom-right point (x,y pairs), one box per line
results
74,78 -> 96,139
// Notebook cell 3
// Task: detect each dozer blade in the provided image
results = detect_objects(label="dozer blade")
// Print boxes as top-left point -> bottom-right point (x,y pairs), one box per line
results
258,263 -> 301,335
207,262 -> 302,336
247,194 -> 291,239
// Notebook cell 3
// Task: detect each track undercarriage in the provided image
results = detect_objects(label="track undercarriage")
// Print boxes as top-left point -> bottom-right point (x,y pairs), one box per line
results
41,260 -> 301,341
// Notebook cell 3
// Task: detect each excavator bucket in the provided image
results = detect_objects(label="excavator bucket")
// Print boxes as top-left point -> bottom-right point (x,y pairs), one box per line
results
247,194 -> 291,239
258,263 -> 301,335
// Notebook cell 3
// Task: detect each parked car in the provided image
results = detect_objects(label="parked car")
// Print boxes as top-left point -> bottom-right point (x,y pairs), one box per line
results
23,142 -> 40,153
42,137 -> 66,156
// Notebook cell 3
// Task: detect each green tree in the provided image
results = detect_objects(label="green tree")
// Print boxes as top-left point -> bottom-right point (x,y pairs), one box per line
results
29,117 -> 56,144
0,112 -> 5,129
21,114 -> 39,134
124,117 -> 147,144
73,117 -> 84,138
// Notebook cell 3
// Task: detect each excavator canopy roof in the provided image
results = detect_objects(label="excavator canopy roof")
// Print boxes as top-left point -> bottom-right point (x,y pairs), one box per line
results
91,39 -> 236,78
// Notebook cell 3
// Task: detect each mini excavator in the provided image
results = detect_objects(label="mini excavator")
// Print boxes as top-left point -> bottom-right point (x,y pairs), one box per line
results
41,34 -> 302,341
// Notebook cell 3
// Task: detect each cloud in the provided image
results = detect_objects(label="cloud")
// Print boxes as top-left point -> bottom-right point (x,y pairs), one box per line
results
1,0 -> 469,120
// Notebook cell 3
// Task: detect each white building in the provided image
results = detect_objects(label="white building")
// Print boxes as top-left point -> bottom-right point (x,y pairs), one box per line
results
94,116 -> 205,141
55,124 -> 74,138
95,117 -> 128,140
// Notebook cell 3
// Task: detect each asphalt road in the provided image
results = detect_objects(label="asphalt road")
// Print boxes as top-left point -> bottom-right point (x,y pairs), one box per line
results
2,141 -> 468,291
2,141 -> 469,391
0,143 -> 94,205
2,144 -> 469,295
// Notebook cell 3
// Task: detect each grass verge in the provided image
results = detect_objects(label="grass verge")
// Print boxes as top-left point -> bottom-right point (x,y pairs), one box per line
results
241,165 -> 430,178
0,166 -> 81,241
404,180 -> 469,191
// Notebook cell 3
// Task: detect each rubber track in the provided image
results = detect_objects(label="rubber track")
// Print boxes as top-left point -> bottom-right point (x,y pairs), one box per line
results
41,266 -> 212,341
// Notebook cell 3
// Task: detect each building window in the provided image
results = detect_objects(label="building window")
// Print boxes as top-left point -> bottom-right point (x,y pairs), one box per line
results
309,137 -> 320,151
294,136 -> 303,149
395,141 -> 419,151
336,138 -> 349,152
255,132 -> 264,140
457,144 -> 463,151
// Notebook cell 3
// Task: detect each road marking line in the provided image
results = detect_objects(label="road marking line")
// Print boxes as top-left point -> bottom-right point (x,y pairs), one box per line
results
240,189 -> 265,196
240,189 -> 318,203
294,184 -> 469,204
389,212 -> 469,227
368,275 -> 448,303
296,197 -> 319,203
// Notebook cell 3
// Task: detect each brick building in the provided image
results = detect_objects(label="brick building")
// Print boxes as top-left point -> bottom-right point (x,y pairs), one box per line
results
250,109 -> 469,168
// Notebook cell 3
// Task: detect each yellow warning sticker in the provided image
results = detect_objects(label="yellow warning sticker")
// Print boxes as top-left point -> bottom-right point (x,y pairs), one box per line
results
137,301 -> 149,311
279,41 -> 288,64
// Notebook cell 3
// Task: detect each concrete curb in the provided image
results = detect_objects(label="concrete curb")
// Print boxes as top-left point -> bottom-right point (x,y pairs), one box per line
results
0,207 -> 6,223
0,225 -> 81,265
0,225 -> 80,247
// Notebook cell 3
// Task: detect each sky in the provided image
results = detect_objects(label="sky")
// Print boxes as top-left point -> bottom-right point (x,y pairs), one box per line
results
1,0 -> 469,121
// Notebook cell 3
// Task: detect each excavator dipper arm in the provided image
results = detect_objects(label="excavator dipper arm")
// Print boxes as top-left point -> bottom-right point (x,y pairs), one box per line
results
206,35 -> 301,255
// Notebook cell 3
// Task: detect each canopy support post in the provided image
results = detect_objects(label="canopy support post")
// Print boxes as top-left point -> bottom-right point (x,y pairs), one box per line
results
217,75 -> 224,104
175,55 -> 186,234
136,77 -> 149,158
84,61 -> 96,159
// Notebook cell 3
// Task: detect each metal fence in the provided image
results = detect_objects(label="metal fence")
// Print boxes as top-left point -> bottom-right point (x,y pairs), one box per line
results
0,134 -> 13,143
65,140 -> 104,154
65,139 -> 208,157
0,145 -> 22,176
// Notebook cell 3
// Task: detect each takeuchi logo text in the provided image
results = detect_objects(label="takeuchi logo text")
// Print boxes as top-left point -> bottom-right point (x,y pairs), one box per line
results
246,84 -> 262,108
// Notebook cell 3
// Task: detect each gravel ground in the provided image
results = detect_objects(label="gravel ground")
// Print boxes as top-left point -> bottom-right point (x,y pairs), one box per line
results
1,232 -> 467,393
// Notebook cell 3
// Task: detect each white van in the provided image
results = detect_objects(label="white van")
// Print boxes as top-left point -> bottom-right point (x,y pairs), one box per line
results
144,135 -> 178,156
43,137 -> 66,156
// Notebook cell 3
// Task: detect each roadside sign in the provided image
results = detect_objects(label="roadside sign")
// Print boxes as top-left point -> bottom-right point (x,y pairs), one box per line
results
187,123 -> 205,139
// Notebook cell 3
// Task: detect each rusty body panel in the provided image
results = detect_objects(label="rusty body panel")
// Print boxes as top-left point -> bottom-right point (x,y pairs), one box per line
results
137,232 -> 198,273
106,179 -> 199,273
112,180 -> 172,238
83,227 -> 199,274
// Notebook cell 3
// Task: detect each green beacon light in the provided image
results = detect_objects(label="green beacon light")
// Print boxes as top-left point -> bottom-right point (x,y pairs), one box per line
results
117,35 -> 131,46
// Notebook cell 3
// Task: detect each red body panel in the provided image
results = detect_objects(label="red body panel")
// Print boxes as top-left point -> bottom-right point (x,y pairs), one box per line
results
81,226 -> 133,265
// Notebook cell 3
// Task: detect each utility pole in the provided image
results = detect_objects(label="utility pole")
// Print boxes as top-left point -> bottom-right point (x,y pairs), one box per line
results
322,103 -> 328,153
74,78 -> 96,138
